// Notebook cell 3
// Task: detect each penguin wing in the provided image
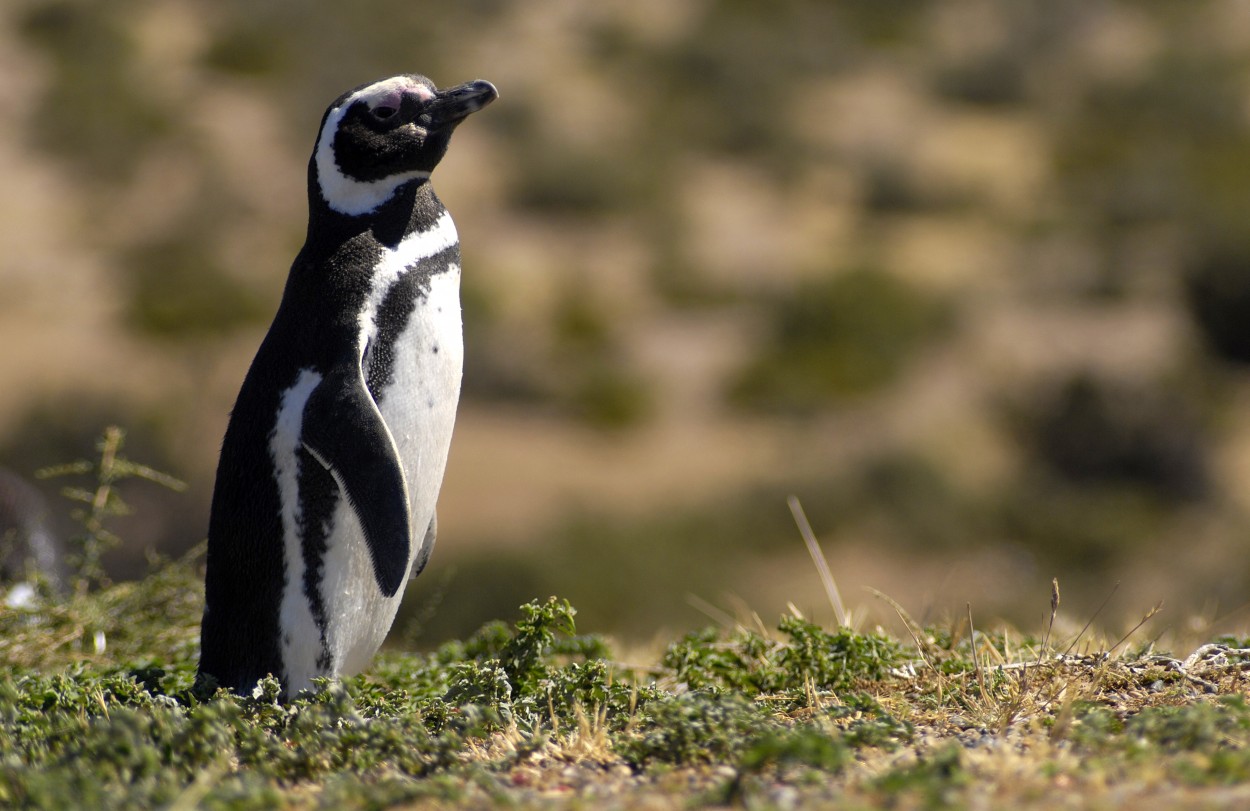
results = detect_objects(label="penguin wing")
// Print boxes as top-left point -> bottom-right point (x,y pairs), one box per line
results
300,368 -> 411,598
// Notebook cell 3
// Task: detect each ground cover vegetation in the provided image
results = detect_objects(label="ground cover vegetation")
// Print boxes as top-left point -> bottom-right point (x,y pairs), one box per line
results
3,437 -> 1250,810
6,558 -> 1250,810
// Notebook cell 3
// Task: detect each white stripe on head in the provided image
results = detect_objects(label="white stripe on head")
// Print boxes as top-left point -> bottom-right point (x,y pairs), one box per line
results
314,77 -> 436,217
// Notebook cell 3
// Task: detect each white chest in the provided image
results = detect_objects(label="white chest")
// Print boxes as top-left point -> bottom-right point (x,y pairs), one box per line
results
373,264 -> 464,524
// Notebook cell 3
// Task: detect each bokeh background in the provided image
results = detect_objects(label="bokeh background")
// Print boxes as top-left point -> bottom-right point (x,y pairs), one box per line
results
3,0 -> 1250,646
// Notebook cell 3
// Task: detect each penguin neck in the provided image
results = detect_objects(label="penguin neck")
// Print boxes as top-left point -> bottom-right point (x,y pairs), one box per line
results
304,177 -> 447,258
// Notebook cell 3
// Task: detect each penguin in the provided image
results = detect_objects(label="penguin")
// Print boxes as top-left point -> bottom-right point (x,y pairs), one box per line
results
198,74 -> 497,698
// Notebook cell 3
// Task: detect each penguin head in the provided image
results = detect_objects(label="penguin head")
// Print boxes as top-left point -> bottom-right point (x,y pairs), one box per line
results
313,74 -> 498,217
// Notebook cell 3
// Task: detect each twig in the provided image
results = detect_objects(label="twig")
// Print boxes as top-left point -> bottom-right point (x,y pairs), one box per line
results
1182,643 -> 1232,673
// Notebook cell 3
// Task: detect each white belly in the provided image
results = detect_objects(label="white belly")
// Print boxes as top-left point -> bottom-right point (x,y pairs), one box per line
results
331,266 -> 462,675
279,267 -> 463,693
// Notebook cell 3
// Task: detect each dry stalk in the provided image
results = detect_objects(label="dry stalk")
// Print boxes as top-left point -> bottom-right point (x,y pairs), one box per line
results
967,603 -> 989,704
788,495 -> 848,628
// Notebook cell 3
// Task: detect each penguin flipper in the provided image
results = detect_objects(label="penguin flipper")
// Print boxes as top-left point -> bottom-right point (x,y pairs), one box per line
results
300,369 -> 411,598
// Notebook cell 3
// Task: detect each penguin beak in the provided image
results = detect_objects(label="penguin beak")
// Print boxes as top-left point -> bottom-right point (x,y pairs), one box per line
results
421,80 -> 498,129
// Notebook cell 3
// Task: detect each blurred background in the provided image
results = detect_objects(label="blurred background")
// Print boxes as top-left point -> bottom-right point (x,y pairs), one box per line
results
3,0 -> 1250,646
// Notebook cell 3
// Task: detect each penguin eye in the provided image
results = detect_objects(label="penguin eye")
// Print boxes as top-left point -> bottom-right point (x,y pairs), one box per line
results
371,105 -> 399,121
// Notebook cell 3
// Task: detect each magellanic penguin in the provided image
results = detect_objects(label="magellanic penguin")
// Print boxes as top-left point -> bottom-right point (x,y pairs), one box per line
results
198,74 -> 497,698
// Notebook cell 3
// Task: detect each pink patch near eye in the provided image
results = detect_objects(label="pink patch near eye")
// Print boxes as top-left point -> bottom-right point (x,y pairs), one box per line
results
372,89 -> 404,114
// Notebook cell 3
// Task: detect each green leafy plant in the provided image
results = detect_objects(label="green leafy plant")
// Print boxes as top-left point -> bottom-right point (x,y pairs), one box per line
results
660,614 -> 903,700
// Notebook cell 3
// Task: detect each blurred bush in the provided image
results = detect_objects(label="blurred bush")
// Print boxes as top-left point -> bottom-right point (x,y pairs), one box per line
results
20,1 -> 172,182
201,19 -> 290,78
1017,373 -> 1209,501
729,269 -> 952,413
462,275 -> 652,429
1184,242 -> 1250,366
124,232 -> 270,339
